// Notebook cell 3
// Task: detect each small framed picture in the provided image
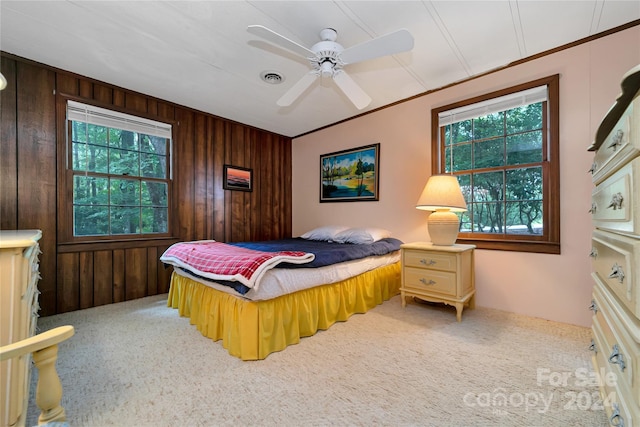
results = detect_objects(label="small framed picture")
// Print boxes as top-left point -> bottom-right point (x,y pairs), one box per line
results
223,165 -> 252,192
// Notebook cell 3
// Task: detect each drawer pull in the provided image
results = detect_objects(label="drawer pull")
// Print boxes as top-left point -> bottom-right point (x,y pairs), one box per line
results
608,344 -> 626,372
589,202 -> 597,214
610,403 -> 624,427
589,248 -> 598,258
607,129 -> 624,152
419,278 -> 436,286
588,339 -> 597,353
419,258 -> 436,266
588,300 -> 598,315
608,263 -> 625,284
607,192 -> 624,210
588,162 -> 597,175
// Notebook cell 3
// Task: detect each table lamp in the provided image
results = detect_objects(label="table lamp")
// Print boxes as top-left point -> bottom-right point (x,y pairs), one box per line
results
416,174 -> 467,245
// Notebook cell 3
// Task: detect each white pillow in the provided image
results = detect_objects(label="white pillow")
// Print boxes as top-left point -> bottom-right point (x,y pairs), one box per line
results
300,225 -> 350,242
333,227 -> 392,244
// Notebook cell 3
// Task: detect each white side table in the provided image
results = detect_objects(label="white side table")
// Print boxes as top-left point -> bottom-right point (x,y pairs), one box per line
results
400,242 -> 476,322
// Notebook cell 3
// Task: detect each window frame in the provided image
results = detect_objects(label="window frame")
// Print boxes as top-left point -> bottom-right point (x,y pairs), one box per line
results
58,96 -> 175,244
430,75 -> 560,254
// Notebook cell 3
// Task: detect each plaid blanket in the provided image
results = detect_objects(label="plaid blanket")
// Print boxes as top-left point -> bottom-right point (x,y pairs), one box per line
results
160,240 -> 315,290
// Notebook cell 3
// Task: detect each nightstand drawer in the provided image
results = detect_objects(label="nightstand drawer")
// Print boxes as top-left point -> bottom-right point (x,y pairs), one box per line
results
403,266 -> 456,296
403,249 -> 456,272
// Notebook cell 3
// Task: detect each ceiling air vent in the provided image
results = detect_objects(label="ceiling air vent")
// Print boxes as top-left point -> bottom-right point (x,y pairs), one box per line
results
260,71 -> 284,85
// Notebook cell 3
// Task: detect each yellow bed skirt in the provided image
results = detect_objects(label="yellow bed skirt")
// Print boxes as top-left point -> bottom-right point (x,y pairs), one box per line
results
167,262 -> 401,360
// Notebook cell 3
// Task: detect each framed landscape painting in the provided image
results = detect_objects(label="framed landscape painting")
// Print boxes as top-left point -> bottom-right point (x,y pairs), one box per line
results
320,143 -> 380,202
223,165 -> 252,192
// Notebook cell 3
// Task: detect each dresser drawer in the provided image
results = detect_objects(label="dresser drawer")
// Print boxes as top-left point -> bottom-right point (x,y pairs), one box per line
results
592,295 -> 638,407
592,285 -> 640,412
591,229 -> 640,320
403,266 -> 456,296
591,323 -> 639,427
19,244 -> 39,297
26,287 -> 40,337
24,259 -> 41,303
592,93 -> 640,185
403,249 -> 457,272
591,157 -> 640,238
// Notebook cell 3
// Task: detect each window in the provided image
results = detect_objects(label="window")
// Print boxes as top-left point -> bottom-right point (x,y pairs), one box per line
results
431,75 -> 559,253
66,101 -> 172,239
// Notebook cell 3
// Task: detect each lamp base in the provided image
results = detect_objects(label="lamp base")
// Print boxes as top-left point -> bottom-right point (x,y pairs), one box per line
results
427,209 -> 460,246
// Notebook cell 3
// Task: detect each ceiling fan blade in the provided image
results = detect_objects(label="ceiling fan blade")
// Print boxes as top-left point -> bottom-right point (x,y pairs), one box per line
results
247,25 -> 315,59
277,72 -> 318,107
341,29 -> 414,65
332,70 -> 372,110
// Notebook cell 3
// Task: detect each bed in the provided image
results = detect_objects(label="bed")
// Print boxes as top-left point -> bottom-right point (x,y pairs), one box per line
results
161,226 -> 402,360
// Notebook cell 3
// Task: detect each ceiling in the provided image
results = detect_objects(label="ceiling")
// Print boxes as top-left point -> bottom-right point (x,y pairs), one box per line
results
1,1 -> 639,137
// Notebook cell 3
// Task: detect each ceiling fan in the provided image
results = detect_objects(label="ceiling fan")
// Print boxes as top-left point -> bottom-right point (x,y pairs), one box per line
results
247,25 -> 414,110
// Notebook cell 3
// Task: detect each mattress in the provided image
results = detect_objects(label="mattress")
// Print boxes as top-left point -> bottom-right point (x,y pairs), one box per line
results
172,251 -> 400,300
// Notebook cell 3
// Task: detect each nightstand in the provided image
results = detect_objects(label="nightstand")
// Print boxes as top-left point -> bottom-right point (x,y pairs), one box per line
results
400,242 -> 476,322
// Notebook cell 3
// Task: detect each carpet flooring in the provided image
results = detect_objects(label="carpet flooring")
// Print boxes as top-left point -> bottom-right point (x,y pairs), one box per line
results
27,294 -> 607,426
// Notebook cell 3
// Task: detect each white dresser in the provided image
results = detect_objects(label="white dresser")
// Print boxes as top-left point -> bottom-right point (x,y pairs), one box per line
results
589,65 -> 640,426
0,230 -> 42,427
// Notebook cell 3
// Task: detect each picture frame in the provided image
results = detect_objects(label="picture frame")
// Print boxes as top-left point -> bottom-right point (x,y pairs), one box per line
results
320,143 -> 380,202
223,165 -> 253,192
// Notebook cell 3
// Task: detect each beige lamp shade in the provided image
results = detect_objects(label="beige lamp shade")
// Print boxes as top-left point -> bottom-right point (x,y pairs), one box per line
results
416,175 -> 467,245
0,72 -> 6,91
416,175 -> 467,212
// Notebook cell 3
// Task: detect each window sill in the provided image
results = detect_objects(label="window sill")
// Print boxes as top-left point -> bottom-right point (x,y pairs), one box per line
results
456,238 -> 560,254
57,236 -> 180,253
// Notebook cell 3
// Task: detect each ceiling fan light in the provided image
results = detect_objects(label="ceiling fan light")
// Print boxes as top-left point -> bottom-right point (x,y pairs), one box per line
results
320,61 -> 333,78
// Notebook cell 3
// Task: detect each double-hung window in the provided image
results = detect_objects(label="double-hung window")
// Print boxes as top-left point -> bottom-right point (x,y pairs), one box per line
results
431,75 -> 559,253
66,101 -> 172,240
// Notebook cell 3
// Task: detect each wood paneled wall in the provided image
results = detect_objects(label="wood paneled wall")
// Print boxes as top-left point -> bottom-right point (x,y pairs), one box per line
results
0,54 -> 293,316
